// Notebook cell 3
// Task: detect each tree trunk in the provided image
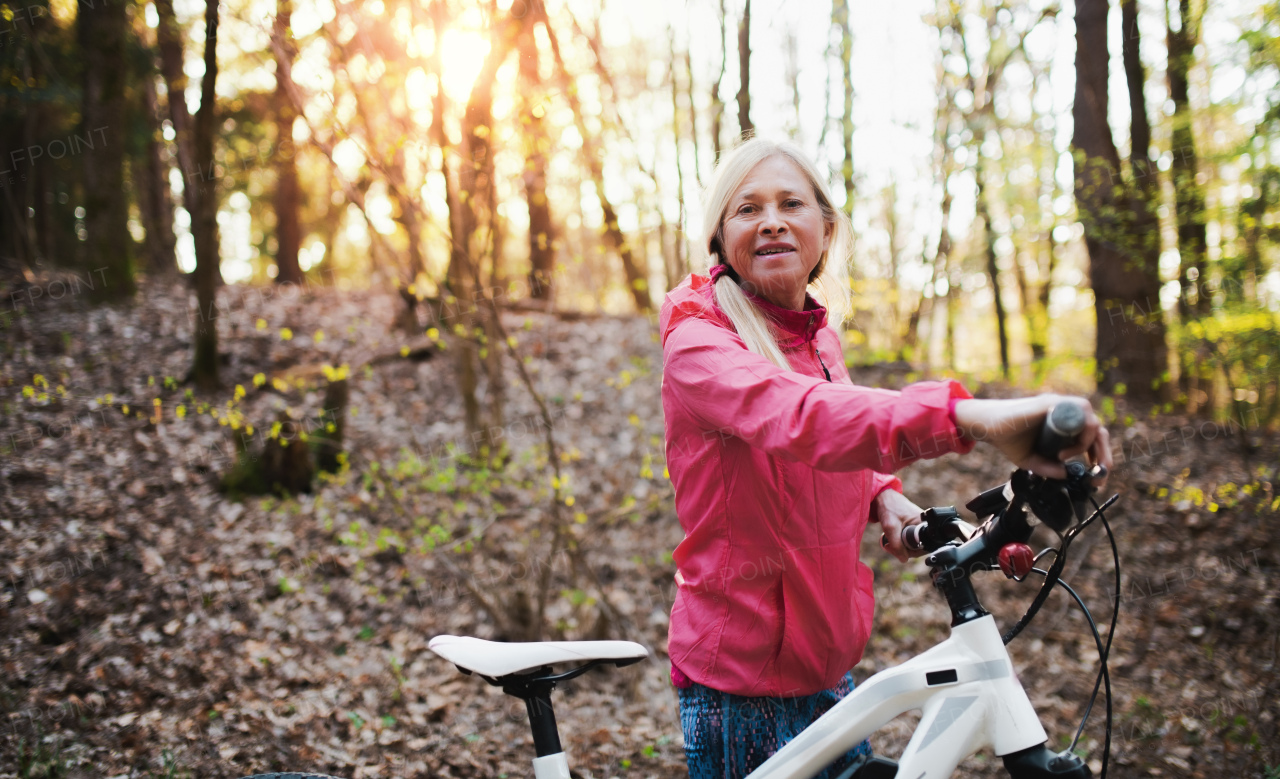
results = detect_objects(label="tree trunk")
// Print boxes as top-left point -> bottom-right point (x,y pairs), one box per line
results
710,0 -> 727,159
833,0 -> 855,213
1008,237 -> 1050,366
1023,244 -> 1050,363
784,27 -> 800,132
442,3 -> 522,451
3,0 -> 65,281
1073,0 -> 1166,402
390,169 -> 426,332
519,13 -> 556,302
927,181 -> 953,370
79,0 -> 135,300
317,174 -> 339,284
669,27 -> 688,287
1123,0 -> 1159,233
1032,87 -> 1058,365
922,78 -> 956,371
879,181 -> 906,352
904,257 -> 931,362
1167,0 -> 1208,318
1121,0 -> 1168,395
191,0 -> 222,391
945,242 -> 958,370
155,0 -> 195,219
396,181 -> 426,286
539,4 -> 652,312
139,68 -> 178,276
1238,168 -> 1268,306
484,208 -> 506,450
429,2 -> 461,298
456,39 -> 504,444
974,153 -> 1010,380
736,0 -> 752,137
425,1 -> 469,435
272,0 -> 303,286
1,96 -> 34,276
682,42 -> 703,187
316,378 -> 349,473
658,218 -> 677,293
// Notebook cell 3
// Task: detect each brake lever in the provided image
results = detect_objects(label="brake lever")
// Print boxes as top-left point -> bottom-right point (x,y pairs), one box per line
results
965,481 -> 1012,518
1066,462 -> 1108,523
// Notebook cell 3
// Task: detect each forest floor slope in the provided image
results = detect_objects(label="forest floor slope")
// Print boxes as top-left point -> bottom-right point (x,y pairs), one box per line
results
1,278 -> 1276,778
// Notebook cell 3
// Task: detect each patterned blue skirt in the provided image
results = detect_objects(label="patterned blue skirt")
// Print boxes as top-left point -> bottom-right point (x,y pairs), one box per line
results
677,671 -> 873,779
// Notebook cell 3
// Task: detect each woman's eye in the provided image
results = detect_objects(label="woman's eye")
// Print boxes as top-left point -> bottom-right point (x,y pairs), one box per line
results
738,205 -> 757,215
785,199 -> 803,208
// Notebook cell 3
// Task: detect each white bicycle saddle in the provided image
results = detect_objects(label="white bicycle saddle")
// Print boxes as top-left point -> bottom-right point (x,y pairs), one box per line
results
428,635 -> 649,677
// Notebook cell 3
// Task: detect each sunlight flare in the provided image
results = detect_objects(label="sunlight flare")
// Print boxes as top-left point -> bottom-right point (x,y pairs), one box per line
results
438,28 -> 491,101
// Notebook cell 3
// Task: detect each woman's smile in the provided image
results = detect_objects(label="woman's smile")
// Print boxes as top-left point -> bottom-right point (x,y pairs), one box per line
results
754,241 -> 797,259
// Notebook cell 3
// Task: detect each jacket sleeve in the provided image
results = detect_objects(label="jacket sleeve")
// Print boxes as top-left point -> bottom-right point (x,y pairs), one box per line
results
866,471 -> 905,524
662,317 -> 975,473
869,471 -> 904,501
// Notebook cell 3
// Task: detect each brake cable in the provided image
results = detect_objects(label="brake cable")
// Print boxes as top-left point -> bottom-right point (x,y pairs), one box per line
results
1001,493 -> 1121,777
1001,529 -> 1073,645
1063,499 -> 1120,746
1027,568 -> 1109,772
1003,492 -> 1118,645
1071,497 -> 1120,779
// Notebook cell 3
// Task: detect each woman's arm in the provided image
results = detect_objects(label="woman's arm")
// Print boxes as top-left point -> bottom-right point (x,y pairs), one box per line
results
663,318 -> 974,473
952,396 -> 1112,486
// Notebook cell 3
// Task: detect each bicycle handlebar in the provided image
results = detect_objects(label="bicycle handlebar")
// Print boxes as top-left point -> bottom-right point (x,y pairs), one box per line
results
893,403 -> 1099,555
1033,402 -> 1086,461
901,523 -> 928,553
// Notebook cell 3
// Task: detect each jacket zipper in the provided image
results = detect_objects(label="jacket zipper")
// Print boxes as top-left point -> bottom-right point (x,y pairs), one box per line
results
808,314 -> 832,382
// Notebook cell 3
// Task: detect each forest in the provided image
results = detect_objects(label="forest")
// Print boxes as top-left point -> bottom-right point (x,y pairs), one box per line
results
1,0 -> 1278,776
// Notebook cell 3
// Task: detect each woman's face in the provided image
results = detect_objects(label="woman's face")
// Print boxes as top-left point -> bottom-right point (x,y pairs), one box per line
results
720,155 -> 832,311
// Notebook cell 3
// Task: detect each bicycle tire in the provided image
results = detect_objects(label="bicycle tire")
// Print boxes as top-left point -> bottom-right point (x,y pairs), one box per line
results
235,774 -> 349,779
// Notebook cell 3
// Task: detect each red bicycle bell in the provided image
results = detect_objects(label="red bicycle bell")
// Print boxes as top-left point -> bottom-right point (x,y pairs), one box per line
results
998,543 -> 1035,579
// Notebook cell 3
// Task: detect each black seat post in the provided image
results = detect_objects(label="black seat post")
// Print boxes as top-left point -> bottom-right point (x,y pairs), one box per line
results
487,659 -> 643,759
499,667 -> 566,758
524,691 -> 563,757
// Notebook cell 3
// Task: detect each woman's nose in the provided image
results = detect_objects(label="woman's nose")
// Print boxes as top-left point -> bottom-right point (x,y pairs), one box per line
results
759,205 -> 787,235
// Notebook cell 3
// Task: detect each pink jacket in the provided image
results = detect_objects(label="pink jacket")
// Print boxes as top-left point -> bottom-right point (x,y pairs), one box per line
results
661,273 -> 974,697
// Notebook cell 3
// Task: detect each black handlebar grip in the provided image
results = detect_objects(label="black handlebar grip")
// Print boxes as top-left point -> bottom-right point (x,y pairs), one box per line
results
1034,402 -> 1086,461
902,522 -> 954,553
902,524 -> 924,553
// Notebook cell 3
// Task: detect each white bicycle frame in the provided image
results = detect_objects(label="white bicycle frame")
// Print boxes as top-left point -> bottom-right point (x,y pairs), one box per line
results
746,614 -> 1046,779
531,753 -> 572,779
525,613 -> 1047,779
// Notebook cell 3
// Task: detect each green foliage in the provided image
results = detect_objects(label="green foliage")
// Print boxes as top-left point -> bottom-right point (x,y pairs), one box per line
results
220,450 -> 270,497
1174,308 -> 1280,425
1244,2 -> 1280,130
144,751 -> 189,779
15,732 -> 69,779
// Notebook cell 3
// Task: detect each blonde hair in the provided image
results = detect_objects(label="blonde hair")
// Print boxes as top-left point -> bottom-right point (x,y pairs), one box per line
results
701,137 -> 852,370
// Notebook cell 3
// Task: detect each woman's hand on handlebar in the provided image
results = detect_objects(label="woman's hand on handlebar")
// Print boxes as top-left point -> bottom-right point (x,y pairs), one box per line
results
874,489 -> 927,563
951,395 -> 1112,487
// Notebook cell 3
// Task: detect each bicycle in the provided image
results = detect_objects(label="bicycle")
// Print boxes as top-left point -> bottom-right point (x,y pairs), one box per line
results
236,404 -> 1122,779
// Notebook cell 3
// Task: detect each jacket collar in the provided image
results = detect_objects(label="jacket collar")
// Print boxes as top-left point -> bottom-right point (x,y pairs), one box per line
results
707,264 -> 827,348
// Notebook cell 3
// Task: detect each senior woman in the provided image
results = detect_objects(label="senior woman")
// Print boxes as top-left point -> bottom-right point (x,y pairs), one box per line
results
659,137 -> 1111,779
